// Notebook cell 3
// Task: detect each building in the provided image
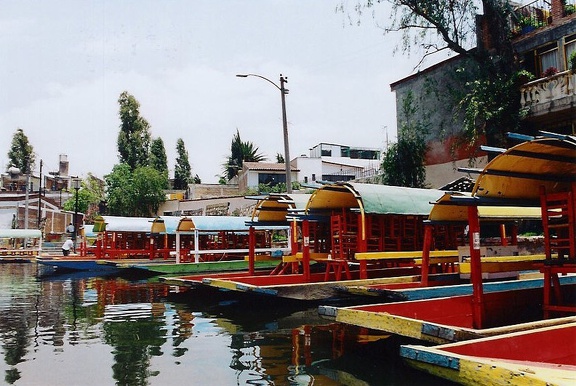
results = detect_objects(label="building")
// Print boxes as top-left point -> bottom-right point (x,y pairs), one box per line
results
235,143 -> 382,191
293,143 -> 381,184
390,0 -> 576,188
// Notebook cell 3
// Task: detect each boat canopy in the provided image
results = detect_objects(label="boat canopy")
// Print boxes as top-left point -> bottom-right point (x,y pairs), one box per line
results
471,133 -> 576,203
0,229 -> 42,239
150,216 -> 181,234
176,216 -> 253,233
305,182 -> 446,215
429,193 -> 542,223
92,215 -> 181,234
250,193 -> 311,223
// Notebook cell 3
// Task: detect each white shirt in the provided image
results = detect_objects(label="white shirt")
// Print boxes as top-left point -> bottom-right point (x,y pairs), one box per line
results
62,239 -> 74,251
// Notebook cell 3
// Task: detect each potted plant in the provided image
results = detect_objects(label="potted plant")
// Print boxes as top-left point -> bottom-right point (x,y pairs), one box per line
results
569,52 -> 576,73
542,66 -> 558,78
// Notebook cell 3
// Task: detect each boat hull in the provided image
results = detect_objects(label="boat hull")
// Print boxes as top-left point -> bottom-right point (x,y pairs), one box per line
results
400,322 -> 576,385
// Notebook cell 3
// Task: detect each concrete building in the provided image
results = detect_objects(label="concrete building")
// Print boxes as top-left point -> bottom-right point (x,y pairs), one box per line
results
235,143 -> 382,191
390,0 -> 575,188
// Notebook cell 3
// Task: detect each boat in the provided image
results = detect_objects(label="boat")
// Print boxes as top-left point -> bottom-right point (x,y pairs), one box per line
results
321,274 -> 576,343
400,322 -> 576,385
0,228 -> 43,262
35,255 -> 125,275
163,179 -> 547,301
324,132 -> 576,384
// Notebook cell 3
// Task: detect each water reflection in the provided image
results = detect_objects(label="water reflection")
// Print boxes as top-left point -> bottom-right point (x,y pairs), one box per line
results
0,263 -> 452,385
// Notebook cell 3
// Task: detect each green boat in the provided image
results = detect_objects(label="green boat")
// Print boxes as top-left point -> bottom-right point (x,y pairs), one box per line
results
112,258 -> 282,275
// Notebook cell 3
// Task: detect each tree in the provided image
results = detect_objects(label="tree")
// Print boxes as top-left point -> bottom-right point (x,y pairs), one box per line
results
149,137 -> 169,188
131,166 -> 167,217
343,1 -> 522,151
173,138 -> 192,189
223,129 -> 266,180
7,128 -> 35,173
104,164 -> 134,216
104,164 -> 165,217
276,153 -> 285,164
381,91 -> 427,187
63,174 -> 105,223
117,91 -> 152,170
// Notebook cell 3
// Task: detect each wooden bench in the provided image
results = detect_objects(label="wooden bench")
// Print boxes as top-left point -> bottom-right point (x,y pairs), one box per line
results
459,254 -> 547,279
354,250 -> 460,279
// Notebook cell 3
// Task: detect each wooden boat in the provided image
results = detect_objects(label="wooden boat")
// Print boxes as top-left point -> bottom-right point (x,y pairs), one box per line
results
400,322 -> 576,385
164,181 -> 546,301
0,229 -> 43,261
321,274 -> 576,343
324,132 -> 576,347
42,214 -> 291,275
113,257 -> 281,275
35,255 -> 122,275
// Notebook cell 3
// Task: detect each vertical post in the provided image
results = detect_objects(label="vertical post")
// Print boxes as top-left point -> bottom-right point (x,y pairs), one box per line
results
280,74 -> 292,194
302,219 -> 311,282
468,205 -> 484,329
37,159 -> 43,228
290,219 -> 298,255
248,226 -> 256,276
420,224 -> 433,287
499,223 -> 508,246
176,232 -> 181,264
73,179 -> 80,253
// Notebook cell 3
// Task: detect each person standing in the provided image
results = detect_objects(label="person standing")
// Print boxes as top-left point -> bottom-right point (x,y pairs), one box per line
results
62,238 -> 74,256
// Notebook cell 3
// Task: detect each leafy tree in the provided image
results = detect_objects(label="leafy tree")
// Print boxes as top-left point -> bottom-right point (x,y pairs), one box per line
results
131,166 -> 167,217
104,164 -> 165,217
276,153 -> 284,164
104,164 -> 133,216
173,138 -> 192,189
149,137 -> 169,188
117,91 -> 151,170
381,91 -> 427,187
7,128 -> 35,173
343,1 -> 522,151
63,174 -> 105,223
223,129 -> 266,180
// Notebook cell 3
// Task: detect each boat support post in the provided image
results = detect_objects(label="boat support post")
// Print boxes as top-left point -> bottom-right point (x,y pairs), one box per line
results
468,205 -> 484,329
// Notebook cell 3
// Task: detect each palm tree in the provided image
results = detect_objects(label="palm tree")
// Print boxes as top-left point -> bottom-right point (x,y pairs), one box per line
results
223,129 -> 266,180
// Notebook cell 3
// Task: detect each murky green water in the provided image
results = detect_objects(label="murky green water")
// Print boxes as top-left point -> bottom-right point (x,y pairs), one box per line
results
0,263 -> 453,385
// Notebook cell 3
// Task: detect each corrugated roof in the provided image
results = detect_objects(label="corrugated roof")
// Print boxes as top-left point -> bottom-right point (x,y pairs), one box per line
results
429,193 -> 542,222
306,182 -> 446,216
176,216 -> 253,232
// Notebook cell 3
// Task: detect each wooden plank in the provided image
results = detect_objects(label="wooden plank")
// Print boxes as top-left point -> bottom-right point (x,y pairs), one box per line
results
459,254 -> 546,274
355,250 -> 459,261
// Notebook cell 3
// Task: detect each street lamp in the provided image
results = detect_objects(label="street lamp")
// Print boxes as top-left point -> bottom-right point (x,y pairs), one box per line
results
236,73 -> 292,193
71,177 -> 81,253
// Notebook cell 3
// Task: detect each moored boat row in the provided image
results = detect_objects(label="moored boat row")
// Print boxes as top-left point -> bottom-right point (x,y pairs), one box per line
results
3,131 -> 574,385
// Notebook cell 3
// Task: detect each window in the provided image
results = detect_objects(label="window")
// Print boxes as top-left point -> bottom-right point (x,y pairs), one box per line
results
258,173 -> 285,186
566,37 -> 576,69
312,174 -> 316,181
539,46 -> 558,75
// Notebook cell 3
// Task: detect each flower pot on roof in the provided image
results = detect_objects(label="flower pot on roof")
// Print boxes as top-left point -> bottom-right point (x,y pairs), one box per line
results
519,15 -> 541,34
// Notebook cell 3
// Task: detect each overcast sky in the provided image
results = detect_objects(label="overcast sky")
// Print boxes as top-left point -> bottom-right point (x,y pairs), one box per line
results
1,1 -> 448,183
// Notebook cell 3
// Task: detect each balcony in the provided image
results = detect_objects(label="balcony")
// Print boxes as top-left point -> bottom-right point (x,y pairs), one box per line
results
511,0 -> 575,37
520,70 -> 576,121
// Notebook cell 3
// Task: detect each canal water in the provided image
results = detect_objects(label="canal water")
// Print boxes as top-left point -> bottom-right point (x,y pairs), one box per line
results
0,262 -> 454,385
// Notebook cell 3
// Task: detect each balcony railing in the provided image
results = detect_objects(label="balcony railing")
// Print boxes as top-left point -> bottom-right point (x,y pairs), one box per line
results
520,70 -> 576,108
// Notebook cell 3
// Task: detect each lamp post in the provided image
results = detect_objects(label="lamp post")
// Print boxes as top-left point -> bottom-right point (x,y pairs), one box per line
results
236,73 -> 292,193
71,177 -> 81,253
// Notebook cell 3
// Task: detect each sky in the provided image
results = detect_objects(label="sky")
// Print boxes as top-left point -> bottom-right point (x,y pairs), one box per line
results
0,1 -> 447,184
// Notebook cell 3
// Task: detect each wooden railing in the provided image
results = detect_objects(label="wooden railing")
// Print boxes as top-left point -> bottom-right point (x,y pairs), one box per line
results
520,70 -> 576,108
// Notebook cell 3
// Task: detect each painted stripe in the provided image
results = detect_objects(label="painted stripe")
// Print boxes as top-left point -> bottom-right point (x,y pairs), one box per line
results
400,346 -> 460,370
